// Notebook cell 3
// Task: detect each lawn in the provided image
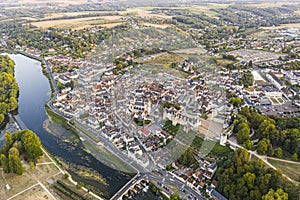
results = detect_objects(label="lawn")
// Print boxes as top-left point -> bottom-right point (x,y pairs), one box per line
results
163,120 -> 180,136
82,140 -> 136,174
140,52 -> 185,65
270,97 -> 279,105
191,136 -> 233,158
268,158 -> 300,182
277,97 -> 285,104
213,57 -> 237,67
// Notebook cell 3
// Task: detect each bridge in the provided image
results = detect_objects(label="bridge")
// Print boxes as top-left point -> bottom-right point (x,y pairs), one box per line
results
12,115 -> 28,130
110,174 -> 146,200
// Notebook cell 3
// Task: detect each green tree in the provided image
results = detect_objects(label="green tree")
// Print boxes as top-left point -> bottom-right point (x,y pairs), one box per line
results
243,139 -> 253,150
0,154 -> 9,173
8,154 -> 24,175
237,122 -> 251,144
8,147 -> 20,157
262,188 -> 288,200
230,97 -> 243,107
0,114 -> 4,124
169,192 -> 181,200
178,147 -> 197,167
243,172 -> 256,189
257,138 -> 270,155
292,153 -> 298,161
9,97 -> 18,111
276,148 -> 282,158
5,131 -> 13,148
29,161 -> 35,169
21,130 -> 43,161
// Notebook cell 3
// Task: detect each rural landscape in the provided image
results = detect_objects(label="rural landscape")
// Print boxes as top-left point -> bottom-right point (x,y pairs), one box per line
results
0,0 -> 300,200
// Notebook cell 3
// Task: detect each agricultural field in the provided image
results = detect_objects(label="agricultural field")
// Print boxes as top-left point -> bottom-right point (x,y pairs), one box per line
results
262,23 -> 300,30
183,3 -> 232,16
245,2 -> 300,8
31,17 -> 125,29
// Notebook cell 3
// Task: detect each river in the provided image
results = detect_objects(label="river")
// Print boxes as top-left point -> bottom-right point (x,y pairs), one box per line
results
9,53 -> 132,198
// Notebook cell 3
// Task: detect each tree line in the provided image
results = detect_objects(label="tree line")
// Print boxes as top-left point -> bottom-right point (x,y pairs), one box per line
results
0,55 -> 19,125
233,106 -> 300,161
0,130 -> 43,175
216,148 -> 299,200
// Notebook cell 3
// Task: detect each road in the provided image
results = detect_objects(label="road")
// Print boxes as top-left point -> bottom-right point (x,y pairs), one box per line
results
43,59 -> 59,94
72,120 -> 207,199
39,54 -> 206,199
111,171 -> 206,200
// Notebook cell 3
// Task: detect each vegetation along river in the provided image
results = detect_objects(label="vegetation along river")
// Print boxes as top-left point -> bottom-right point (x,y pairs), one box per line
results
10,53 -> 132,198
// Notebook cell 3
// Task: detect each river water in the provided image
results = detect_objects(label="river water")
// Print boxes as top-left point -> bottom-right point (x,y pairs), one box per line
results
10,54 -> 132,198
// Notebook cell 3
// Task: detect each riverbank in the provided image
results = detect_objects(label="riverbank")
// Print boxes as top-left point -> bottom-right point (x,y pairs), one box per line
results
10,53 -> 133,198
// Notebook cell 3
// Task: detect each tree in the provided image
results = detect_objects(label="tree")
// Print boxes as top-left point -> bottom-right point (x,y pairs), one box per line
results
5,131 -> 13,148
243,139 -> 253,150
178,147 -> 197,167
292,153 -> 298,161
21,130 -> 43,161
257,138 -> 270,155
29,161 -> 35,169
262,188 -> 288,200
76,181 -> 84,189
8,154 -> 24,175
243,172 -> 256,189
9,97 -> 18,111
0,114 -> 4,124
230,97 -> 243,107
237,122 -> 251,144
0,154 -> 9,173
276,148 -> 282,158
8,147 -> 20,157
169,192 -> 181,200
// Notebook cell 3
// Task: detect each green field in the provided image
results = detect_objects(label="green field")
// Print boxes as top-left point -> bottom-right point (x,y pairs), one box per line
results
268,159 -> 300,182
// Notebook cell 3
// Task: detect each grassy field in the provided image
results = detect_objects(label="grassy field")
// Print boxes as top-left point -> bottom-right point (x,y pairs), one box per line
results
31,16 -> 125,29
0,153 -> 61,200
245,2 -> 299,8
82,139 -> 136,174
268,158 -> 300,182
184,4 -> 231,16
120,7 -> 173,19
141,52 -> 185,65
262,23 -> 300,30
191,136 -> 233,159
213,57 -> 237,67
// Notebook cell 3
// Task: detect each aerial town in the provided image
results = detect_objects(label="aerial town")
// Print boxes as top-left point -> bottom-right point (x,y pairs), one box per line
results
0,1 -> 300,200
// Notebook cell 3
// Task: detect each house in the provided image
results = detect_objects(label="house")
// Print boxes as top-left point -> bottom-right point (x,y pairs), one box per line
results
211,189 -> 227,200
208,162 -> 218,174
87,117 -> 100,129
204,162 -> 218,179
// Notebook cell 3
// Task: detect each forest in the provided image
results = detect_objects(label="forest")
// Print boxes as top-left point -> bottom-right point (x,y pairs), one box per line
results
216,148 -> 299,200
233,106 -> 300,161
0,130 -> 43,175
0,55 -> 19,125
